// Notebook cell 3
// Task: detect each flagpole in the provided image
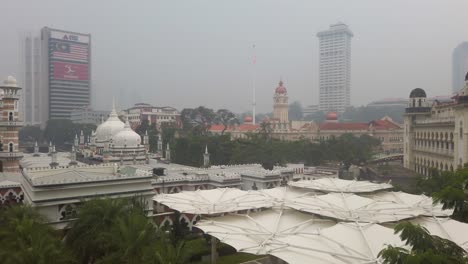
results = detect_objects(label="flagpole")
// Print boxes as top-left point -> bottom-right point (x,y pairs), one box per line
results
252,44 -> 256,124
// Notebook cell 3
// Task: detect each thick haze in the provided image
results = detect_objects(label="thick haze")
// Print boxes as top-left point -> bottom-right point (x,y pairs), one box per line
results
2,0 -> 468,113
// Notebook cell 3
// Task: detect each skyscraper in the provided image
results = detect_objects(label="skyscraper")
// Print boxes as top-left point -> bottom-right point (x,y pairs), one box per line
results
317,23 -> 353,113
41,27 -> 91,120
20,33 -> 45,125
452,42 -> 468,93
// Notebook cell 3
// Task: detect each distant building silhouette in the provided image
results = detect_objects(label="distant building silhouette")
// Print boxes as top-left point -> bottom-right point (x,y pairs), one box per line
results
452,42 -> 468,93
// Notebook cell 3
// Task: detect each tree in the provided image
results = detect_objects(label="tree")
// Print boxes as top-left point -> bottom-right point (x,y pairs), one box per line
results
0,205 -> 72,264
135,119 -> 159,153
19,125 -> 43,143
65,198 -> 152,263
378,222 -> 468,264
288,101 -> 303,121
44,119 -> 76,146
180,106 -> 216,136
214,109 -> 239,135
419,167 -> 468,222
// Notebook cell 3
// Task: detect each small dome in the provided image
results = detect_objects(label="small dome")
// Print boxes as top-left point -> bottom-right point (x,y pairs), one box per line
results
326,112 -> 338,120
409,88 -> 426,98
3,76 -> 18,87
244,116 -> 253,123
275,80 -> 287,94
112,120 -> 142,147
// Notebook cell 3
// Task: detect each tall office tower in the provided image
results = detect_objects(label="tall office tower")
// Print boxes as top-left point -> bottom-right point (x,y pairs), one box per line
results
20,33 -> 45,125
317,23 -> 353,113
41,27 -> 91,120
452,42 -> 468,93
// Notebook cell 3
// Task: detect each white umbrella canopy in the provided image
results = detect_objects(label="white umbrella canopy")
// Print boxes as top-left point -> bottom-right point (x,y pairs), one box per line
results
274,222 -> 405,264
259,187 -> 316,205
195,207 -> 336,256
364,192 -> 453,217
411,217 -> 468,251
289,178 -> 393,193
287,193 -> 424,223
153,188 -> 272,215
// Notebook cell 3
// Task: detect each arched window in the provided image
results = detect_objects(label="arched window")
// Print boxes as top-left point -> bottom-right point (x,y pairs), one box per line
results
8,143 -> 13,152
418,99 -> 422,107
412,99 -> 416,107
8,112 -> 13,121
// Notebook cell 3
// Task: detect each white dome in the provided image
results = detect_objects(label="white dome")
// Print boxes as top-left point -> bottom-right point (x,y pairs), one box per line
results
95,104 -> 125,141
112,120 -> 142,147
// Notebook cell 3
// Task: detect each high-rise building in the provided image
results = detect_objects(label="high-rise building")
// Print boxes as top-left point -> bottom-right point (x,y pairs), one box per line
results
41,27 -> 91,120
20,33 -> 45,125
452,42 -> 468,93
317,23 -> 353,113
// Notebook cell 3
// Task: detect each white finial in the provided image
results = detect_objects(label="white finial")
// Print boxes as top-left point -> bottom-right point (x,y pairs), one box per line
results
167,143 -> 170,150
205,145 -> 208,154
80,130 -> 83,136
49,141 -> 52,146
145,130 -> 148,136
35,141 -> 38,147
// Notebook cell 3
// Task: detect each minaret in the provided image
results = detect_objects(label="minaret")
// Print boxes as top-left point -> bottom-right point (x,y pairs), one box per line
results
79,130 -> 85,149
157,133 -> 163,154
143,130 -> 149,152
69,145 -> 78,166
33,141 -> 40,157
50,145 -> 58,168
48,141 -> 53,155
0,76 -> 24,172
165,143 -> 171,161
74,134 -> 79,147
203,145 -> 210,167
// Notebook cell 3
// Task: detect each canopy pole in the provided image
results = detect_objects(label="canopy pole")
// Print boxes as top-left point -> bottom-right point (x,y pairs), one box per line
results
211,236 -> 218,264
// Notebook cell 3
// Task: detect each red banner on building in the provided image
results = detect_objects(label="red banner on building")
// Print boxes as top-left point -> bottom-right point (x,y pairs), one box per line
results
52,61 -> 89,81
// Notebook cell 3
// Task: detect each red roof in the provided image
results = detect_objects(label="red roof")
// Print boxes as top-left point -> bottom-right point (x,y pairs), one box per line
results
369,119 -> 401,130
208,124 -> 259,133
319,123 -> 369,131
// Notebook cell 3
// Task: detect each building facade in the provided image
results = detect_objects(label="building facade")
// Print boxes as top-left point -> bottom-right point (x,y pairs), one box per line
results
317,23 -> 353,113
70,105 -> 109,125
452,42 -> 468,93
123,103 -> 181,130
41,27 -> 91,120
209,81 -> 403,154
403,75 -> 468,175
20,33 -> 45,125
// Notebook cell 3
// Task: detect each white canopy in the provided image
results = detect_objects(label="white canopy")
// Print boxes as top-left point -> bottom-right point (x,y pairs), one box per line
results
287,193 -> 423,223
196,207 -> 335,256
365,192 -> 453,217
259,187 -> 315,205
289,178 -> 392,193
196,212 -> 405,264
153,188 -> 272,215
411,217 -> 468,251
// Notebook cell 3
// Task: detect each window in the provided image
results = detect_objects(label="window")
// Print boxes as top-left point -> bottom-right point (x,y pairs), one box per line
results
8,112 -> 13,121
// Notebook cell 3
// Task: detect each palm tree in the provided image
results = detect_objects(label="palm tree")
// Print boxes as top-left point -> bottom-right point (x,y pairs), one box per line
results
65,198 -> 133,263
0,205 -> 72,264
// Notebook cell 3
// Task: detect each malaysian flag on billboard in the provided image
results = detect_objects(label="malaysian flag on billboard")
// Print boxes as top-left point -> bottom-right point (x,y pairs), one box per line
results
50,41 -> 88,62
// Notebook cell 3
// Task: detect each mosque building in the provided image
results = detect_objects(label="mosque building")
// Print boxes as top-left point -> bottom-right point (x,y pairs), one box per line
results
77,102 -> 149,165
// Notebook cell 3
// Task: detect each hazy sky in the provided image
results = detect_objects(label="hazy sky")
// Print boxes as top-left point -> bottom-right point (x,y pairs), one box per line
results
2,0 -> 468,113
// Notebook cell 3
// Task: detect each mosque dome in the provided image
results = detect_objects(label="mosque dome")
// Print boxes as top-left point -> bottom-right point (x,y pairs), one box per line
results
3,76 -> 18,87
275,80 -> 287,94
95,103 -> 125,141
326,112 -> 338,121
244,116 -> 253,123
112,120 -> 142,147
409,88 -> 426,98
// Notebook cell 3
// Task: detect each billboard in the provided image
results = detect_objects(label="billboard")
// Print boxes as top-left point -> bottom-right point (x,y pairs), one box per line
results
52,61 -> 89,81
50,30 -> 90,44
